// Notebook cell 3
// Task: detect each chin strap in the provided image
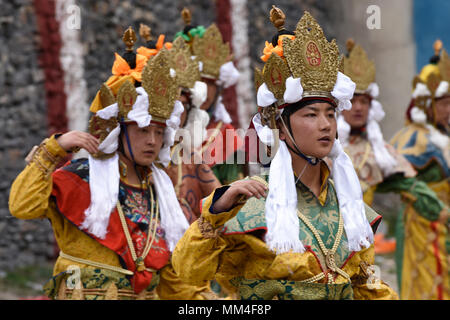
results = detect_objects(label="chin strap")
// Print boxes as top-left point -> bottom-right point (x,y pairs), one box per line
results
121,123 -> 136,163
120,123 -> 147,187
279,116 -> 320,165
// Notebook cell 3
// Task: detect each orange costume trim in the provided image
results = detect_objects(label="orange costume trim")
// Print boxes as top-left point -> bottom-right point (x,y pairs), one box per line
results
137,35 -> 173,59
111,53 -> 147,82
89,53 -> 146,113
260,35 -> 295,62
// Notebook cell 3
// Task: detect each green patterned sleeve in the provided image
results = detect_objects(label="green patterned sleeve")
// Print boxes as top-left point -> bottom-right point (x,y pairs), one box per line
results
375,174 -> 445,221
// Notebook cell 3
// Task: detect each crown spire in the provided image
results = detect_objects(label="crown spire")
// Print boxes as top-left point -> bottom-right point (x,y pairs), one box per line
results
270,5 -> 286,31
346,38 -> 355,54
434,39 -> 443,56
139,23 -> 152,42
122,26 -> 137,52
182,7 -> 192,25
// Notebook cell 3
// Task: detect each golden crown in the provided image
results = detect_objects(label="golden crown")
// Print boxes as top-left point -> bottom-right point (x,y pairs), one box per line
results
169,36 -> 201,89
259,9 -> 341,104
283,12 -> 340,97
343,40 -> 376,93
141,48 -> 179,122
192,24 -> 230,79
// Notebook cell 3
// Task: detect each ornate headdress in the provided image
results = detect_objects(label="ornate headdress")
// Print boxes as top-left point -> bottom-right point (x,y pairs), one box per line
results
167,35 -> 209,150
168,37 -> 202,90
90,26 -> 173,113
339,40 -> 398,176
256,9 -> 354,126
404,40 -> 450,157
89,48 -> 180,160
192,24 -> 231,80
174,8 -> 239,124
409,40 -> 450,123
343,39 -> 376,95
251,8 -> 372,255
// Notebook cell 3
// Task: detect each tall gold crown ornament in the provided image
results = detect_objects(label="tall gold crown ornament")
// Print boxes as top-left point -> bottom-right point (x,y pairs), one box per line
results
192,24 -> 230,79
168,37 -> 201,90
123,26 -> 137,52
343,40 -> 376,93
181,7 -> 192,27
142,48 -> 179,122
282,11 -> 340,101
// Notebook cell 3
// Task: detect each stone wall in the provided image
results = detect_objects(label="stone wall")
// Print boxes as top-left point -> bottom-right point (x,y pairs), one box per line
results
0,0 -> 55,271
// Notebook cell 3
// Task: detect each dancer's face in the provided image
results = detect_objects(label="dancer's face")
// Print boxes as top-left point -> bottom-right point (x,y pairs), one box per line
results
121,122 -> 165,166
434,96 -> 450,128
342,94 -> 371,129
280,102 -> 337,159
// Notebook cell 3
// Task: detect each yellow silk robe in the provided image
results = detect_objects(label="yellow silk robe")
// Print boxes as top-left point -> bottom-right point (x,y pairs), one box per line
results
172,166 -> 399,300
8,135 -> 210,300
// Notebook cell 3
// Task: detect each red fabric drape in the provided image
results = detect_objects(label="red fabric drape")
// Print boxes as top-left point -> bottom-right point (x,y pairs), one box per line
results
33,0 -> 68,136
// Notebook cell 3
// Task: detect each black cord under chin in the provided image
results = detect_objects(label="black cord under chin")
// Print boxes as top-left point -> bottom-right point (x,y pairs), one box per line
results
282,113 -> 320,166
283,138 -> 320,165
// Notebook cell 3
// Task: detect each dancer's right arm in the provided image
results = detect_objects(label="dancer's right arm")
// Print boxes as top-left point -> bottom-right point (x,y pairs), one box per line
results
9,132 -> 99,220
